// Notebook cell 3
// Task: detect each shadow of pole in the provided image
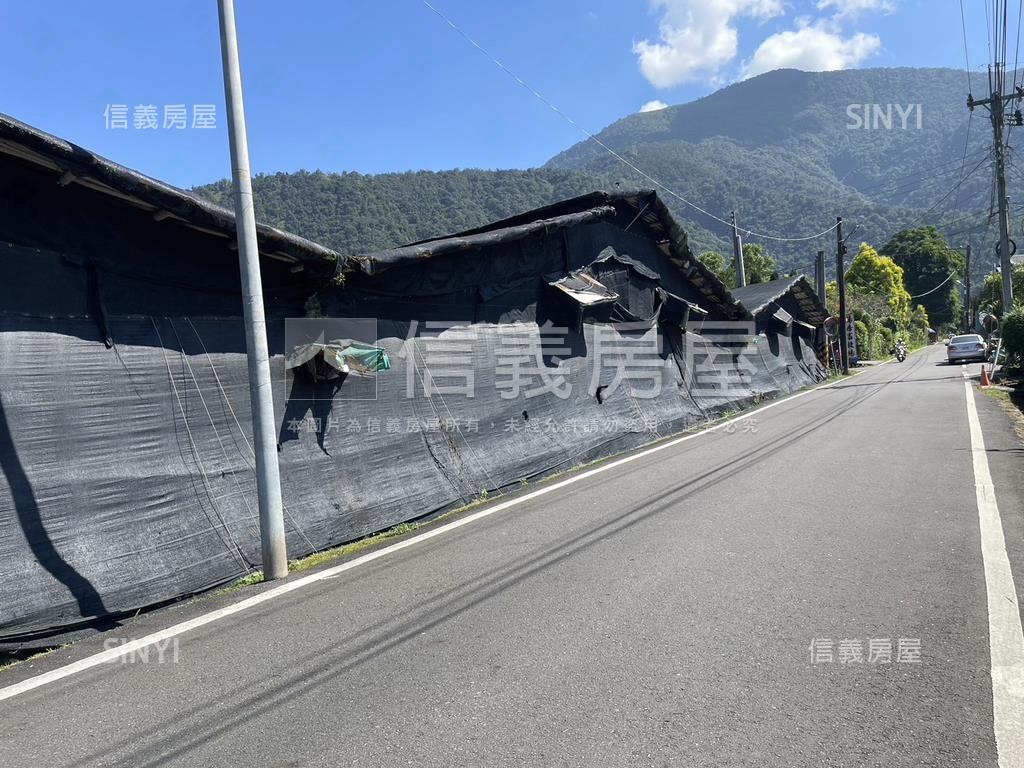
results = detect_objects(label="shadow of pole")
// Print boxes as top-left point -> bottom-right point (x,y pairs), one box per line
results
0,394 -> 116,631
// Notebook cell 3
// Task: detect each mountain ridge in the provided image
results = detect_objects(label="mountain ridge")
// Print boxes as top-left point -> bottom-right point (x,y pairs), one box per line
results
193,66 -> 1010,277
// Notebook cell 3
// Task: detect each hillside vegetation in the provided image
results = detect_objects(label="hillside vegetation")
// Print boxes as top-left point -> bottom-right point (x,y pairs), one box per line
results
194,67 -> 1017,281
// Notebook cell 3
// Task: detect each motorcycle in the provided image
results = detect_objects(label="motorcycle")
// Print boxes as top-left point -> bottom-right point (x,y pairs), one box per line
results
893,343 -> 907,362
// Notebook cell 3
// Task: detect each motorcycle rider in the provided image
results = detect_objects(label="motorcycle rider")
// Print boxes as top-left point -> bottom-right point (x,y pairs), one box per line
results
893,337 -> 907,362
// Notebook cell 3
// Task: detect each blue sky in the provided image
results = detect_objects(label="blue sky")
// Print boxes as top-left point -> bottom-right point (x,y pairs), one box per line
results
0,1 -> 992,188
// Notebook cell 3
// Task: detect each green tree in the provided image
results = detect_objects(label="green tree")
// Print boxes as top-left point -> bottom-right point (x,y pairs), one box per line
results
734,243 -> 779,285
977,266 -> 1024,317
908,303 -> 932,346
825,280 -> 838,315
698,251 -> 734,289
1002,308 -> 1024,367
854,320 -> 870,357
845,243 -> 911,327
880,227 -> 964,331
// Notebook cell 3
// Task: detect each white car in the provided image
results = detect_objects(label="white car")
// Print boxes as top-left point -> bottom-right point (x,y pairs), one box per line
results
947,334 -> 987,364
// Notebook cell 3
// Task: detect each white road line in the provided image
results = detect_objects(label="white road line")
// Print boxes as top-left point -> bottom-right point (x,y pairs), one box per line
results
963,371 -> 1024,766
0,370 -> 857,703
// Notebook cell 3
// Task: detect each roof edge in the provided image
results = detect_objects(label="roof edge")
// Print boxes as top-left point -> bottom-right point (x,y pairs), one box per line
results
0,113 -> 340,265
350,205 -> 619,275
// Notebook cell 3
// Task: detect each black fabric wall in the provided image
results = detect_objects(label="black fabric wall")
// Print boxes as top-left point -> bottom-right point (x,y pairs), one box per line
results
0,179 -> 825,645
0,153 -> 323,318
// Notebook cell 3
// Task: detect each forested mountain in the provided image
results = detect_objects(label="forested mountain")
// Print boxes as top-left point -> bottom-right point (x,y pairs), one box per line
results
194,67 -> 1019,280
196,169 -> 610,257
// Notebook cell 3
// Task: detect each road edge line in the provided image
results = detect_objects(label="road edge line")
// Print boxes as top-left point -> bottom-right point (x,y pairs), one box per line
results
963,371 -> 1024,767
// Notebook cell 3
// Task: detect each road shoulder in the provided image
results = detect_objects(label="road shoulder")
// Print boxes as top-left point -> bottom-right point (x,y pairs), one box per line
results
973,375 -> 1024,633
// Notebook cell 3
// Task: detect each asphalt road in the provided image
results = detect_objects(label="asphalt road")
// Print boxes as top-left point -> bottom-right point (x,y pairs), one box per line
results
3,344 -> 1023,767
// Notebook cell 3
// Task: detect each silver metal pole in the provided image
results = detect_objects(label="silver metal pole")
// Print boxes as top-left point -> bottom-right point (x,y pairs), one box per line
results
217,0 -> 288,580
731,211 -> 746,288
815,250 -> 826,303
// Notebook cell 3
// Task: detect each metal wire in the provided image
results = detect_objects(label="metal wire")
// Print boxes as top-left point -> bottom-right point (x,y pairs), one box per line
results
419,0 -> 841,244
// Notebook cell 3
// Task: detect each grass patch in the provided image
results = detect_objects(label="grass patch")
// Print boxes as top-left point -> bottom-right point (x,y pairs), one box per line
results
285,490 -> 513,576
983,388 -> 1011,403
288,521 -> 421,574
823,369 -> 857,383
0,644 -> 69,675
211,569 -> 266,597
213,490 -> 505,589
982,374 -> 1024,442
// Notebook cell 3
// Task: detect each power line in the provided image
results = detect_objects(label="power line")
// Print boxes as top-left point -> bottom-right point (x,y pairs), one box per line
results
940,198 -> 1024,240
961,0 -> 974,93
904,150 -> 993,229
419,0 -> 840,243
946,220 -> 994,239
1001,1 -> 1009,82
1013,0 -> 1023,90
886,151 -> 989,204
1004,1 -> 1023,146
936,205 -> 996,231
953,111 -> 975,210
909,271 -> 957,299
845,145 -> 989,197
985,0 -> 993,72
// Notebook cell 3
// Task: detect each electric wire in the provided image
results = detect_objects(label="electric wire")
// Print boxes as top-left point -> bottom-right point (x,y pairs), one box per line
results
149,317 -> 253,572
419,0 -> 839,243
953,111 -> 976,210
909,271 -> 957,299
846,146 -> 989,198
182,317 -> 321,557
1013,0 -> 1023,90
985,0 -> 994,74
962,0 -> 975,94
904,150 -> 993,229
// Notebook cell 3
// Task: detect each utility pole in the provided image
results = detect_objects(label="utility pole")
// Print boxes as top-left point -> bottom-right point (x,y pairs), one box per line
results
815,250 -> 826,304
964,242 -> 972,332
836,217 -> 849,375
217,0 -> 288,580
815,249 -> 827,352
731,211 -> 746,288
968,64 -> 1020,314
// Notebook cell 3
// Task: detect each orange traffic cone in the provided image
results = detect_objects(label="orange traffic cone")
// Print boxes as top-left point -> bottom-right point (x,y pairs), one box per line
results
980,365 -> 991,387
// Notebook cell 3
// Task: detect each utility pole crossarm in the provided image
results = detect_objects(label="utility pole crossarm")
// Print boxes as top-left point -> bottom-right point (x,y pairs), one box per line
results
967,86 -> 1024,110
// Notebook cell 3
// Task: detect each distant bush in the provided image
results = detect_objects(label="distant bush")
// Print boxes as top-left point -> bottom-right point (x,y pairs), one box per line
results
908,304 -> 931,347
854,320 -> 870,359
877,327 -> 895,357
1001,308 -> 1024,368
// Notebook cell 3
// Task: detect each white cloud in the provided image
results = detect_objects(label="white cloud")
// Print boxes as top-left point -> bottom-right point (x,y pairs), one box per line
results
639,99 -> 670,112
816,0 -> 895,19
633,0 -> 785,88
741,19 -> 881,79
